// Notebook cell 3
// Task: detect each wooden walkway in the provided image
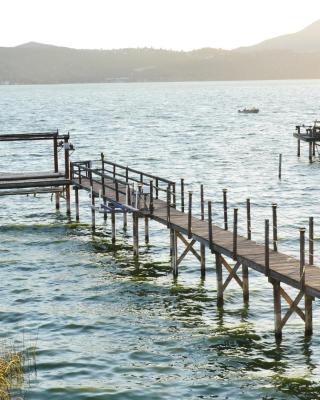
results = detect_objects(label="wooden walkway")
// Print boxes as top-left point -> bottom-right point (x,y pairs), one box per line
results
0,133 -> 316,339
0,132 -> 72,210
74,175 -> 320,298
71,157 -> 318,338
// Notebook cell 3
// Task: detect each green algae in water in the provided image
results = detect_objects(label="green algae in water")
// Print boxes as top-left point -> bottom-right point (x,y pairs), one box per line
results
273,375 -> 320,399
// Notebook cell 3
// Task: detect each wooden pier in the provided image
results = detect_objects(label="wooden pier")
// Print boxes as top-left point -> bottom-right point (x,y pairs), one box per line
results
70,154 -> 319,339
0,132 -> 73,211
1,132 -> 319,340
294,121 -> 320,162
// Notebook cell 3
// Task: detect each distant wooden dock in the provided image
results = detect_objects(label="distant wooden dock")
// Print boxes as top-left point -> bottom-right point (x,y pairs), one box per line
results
294,121 -> 320,161
0,132 -> 72,210
0,132 -> 319,339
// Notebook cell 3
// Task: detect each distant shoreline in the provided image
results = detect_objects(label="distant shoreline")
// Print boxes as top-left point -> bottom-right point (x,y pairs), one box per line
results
2,78 -> 320,87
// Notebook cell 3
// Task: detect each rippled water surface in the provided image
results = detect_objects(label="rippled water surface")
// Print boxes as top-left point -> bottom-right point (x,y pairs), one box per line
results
1,81 -> 320,399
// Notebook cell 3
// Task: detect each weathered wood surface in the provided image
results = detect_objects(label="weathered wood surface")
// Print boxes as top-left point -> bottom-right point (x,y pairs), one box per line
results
0,172 -> 65,181
0,188 -> 64,196
74,176 -> 320,299
293,132 -> 320,142
0,171 -> 68,189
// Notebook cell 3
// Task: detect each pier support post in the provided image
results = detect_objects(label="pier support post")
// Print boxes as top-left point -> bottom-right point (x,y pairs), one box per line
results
309,142 -> 313,163
200,184 -> 205,276
171,230 -> 178,277
53,133 -> 60,210
180,178 -> 185,212
75,187 -> 80,222
55,192 -> 60,211
133,214 -> 139,256
169,228 -> 174,257
123,212 -> 127,231
272,203 -> 278,252
188,191 -> 193,239
208,201 -> 213,253
91,190 -> 96,232
297,139 -> 300,157
101,153 -> 107,222
313,142 -> 316,157
278,154 -> 282,180
223,189 -> 228,230
309,217 -> 314,266
64,135 -> 71,216
145,217 -> 149,244
233,208 -> 238,260
305,295 -> 313,336
272,279 -> 282,339
200,245 -> 206,278
246,198 -> 251,240
111,210 -> 116,244
215,253 -> 224,307
242,264 -> 249,305
265,219 -> 270,277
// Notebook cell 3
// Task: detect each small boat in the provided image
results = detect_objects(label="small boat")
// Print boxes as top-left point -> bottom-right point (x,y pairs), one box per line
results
238,107 -> 259,114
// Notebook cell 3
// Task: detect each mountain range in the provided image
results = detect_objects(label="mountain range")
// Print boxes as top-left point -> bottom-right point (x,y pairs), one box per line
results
1,20 -> 320,84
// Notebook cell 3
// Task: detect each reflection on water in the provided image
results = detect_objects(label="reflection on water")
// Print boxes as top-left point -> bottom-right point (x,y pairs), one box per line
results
0,81 -> 320,398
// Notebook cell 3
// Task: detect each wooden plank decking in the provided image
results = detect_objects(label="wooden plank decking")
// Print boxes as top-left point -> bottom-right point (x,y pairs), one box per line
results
0,172 -> 69,190
74,176 -> 320,300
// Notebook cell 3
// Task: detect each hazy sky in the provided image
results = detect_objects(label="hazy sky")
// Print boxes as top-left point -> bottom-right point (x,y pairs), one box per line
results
1,0 -> 320,50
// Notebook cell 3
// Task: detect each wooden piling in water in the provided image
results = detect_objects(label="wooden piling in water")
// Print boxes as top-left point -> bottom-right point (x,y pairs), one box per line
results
309,142 -> 313,163
91,188 -> 96,231
278,154 -> 282,180
145,217 -> 149,244
265,219 -> 270,277
309,217 -> 314,266
101,153 -> 107,221
246,198 -> 251,240
200,184 -> 205,276
133,213 -> 139,256
53,133 -> 60,210
305,295 -> 313,336
272,279 -> 282,339
272,203 -> 278,252
111,210 -> 116,244
208,201 -> 213,252
223,189 -> 228,230
215,253 -> 223,307
180,179 -> 185,212
188,191 -> 192,239
242,264 -> 249,305
75,186 -> 80,222
171,229 -> 178,277
233,208 -> 238,260
300,228 -> 305,288
166,186 -> 171,228
64,136 -> 71,215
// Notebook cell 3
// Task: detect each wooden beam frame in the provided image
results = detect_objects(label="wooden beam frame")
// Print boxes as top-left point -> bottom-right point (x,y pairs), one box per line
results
270,278 -> 313,338
176,231 -> 201,265
170,231 -> 204,276
215,254 -> 249,306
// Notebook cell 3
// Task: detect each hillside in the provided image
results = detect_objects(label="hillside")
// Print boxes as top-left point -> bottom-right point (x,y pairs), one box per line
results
237,19 -> 320,53
1,20 -> 320,84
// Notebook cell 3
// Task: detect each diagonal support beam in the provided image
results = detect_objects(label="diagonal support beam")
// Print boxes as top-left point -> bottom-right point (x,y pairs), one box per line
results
220,255 -> 243,289
280,290 -> 305,330
279,287 -> 305,321
176,231 -> 201,262
177,239 -> 197,266
222,261 -> 242,291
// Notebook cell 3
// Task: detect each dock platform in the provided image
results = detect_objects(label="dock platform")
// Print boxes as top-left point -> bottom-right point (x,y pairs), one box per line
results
70,155 -> 318,338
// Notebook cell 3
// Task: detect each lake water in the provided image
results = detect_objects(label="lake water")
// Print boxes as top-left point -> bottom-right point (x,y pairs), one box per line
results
0,81 -> 320,399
